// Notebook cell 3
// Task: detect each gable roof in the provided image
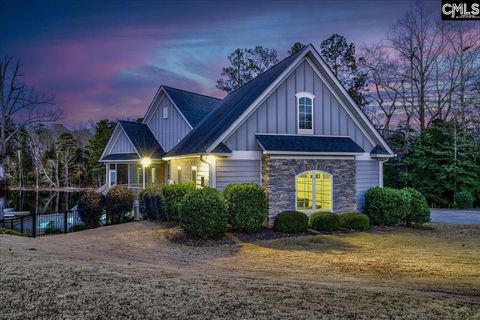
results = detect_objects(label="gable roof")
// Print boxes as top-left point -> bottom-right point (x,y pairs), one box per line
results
118,121 -> 165,159
101,153 -> 140,161
162,86 -> 221,127
165,46 -> 308,157
256,134 -> 364,154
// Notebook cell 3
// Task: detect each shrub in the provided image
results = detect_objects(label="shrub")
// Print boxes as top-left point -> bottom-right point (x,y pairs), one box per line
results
339,213 -> 369,231
71,224 -> 88,232
162,183 -> 196,221
223,183 -> 268,233
0,227 -> 26,236
403,188 -> 430,226
365,187 -> 411,225
178,188 -> 228,239
273,211 -> 309,233
44,227 -> 62,235
105,186 -> 135,224
310,212 -> 340,231
454,191 -> 474,209
77,191 -> 104,228
140,185 -> 166,221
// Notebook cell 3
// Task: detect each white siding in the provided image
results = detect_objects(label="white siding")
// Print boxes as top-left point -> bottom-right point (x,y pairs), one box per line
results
216,159 -> 261,191
110,130 -> 136,154
356,160 -> 380,211
224,60 -> 373,152
146,94 -> 191,152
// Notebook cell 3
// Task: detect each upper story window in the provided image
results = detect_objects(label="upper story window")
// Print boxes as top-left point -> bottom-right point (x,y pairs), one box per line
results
163,106 -> 168,119
295,92 -> 315,135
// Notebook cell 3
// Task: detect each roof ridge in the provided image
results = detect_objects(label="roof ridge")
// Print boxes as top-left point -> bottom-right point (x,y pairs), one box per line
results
162,85 -> 222,101
223,45 -> 310,97
119,120 -> 145,125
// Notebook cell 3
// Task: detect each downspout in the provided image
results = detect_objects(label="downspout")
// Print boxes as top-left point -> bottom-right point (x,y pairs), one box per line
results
200,154 -> 210,188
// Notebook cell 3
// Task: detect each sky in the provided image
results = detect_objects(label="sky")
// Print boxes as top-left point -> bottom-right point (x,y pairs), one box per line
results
0,0 -> 437,126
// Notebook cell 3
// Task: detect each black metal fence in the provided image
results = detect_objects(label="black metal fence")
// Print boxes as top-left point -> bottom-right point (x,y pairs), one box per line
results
0,209 -> 86,237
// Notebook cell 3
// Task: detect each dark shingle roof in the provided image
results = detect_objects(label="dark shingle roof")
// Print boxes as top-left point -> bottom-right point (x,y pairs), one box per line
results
163,86 -> 221,127
256,134 -> 364,153
211,142 -> 231,154
101,153 -> 139,161
370,145 -> 390,155
118,121 -> 165,159
165,47 -> 308,157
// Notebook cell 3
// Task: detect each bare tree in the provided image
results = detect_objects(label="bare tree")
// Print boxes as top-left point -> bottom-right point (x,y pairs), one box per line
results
0,56 -> 64,184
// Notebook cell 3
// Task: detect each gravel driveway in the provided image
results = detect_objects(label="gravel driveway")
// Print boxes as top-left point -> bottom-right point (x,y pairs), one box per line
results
430,208 -> 480,224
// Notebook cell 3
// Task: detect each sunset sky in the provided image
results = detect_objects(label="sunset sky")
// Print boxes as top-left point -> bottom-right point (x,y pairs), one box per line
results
1,0 -> 437,125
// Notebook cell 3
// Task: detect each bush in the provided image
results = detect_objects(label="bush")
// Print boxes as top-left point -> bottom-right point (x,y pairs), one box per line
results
178,188 -> 228,239
365,187 -> 411,225
162,183 -> 196,221
403,188 -> 430,226
310,212 -> 340,231
339,213 -> 369,231
454,191 -> 474,209
273,211 -> 309,233
71,224 -> 88,232
0,227 -> 26,236
140,186 -> 166,221
223,183 -> 268,233
105,186 -> 135,224
77,191 -> 104,228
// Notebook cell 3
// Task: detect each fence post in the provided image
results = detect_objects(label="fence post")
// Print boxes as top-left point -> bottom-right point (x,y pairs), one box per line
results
32,213 -> 37,238
64,211 -> 68,234
21,217 -> 24,234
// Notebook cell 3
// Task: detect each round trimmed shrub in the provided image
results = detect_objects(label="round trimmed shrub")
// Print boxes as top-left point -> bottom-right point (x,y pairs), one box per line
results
274,211 -> 309,233
105,186 -> 135,224
454,191 -> 474,209
365,187 -> 411,225
77,191 -> 104,228
310,212 -> 340,231
178,188 -> 229,239
223,183 -> 268,233
403,188 -> 430,226
339,213 -> 369,231
162,183 -> 196,221
140,186 -> 165,221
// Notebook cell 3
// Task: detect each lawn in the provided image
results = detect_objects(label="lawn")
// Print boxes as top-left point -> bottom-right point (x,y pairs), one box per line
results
0,222 -> 479,319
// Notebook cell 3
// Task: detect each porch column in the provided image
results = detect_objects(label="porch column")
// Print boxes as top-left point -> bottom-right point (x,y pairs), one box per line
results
142,165 -> 146,189
106,164 -> 109,186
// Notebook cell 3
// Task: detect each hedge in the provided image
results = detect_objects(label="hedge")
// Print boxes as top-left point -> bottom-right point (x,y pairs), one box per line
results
403,188 -> 430,226
178,188 -> 229,239
162,183 -> 196,221
339,213 -> 369,231
310,212 -> 340,231
454,191 -> 474,209
139,185 -> 165,221
223,183 -> 268,233
364,187 -> 411,225
77,190 -> 105,228
273,211 -> 309,233
105,186 -> 135,224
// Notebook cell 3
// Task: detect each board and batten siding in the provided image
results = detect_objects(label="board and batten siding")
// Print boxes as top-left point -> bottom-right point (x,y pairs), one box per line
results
216,159 -> 261,191
356,160 -> 380,211
109,129 -> 136,154
145,94 -> 191,152
223,60 -> 373,152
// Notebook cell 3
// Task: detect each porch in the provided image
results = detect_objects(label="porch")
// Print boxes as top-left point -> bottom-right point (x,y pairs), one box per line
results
106,160 -> 167,195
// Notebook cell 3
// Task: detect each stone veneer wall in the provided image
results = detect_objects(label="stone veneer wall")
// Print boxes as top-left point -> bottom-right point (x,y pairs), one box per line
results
262,156 -> 357,225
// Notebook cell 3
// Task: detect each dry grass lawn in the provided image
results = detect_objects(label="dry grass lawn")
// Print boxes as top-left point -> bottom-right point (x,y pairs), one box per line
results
1,222 -> 479,319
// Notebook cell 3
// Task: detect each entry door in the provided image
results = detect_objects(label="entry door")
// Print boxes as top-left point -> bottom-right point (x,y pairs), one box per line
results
109,169 -> 117,186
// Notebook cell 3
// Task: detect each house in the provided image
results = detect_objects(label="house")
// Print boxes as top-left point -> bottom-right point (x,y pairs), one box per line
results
100,44 -> 394,224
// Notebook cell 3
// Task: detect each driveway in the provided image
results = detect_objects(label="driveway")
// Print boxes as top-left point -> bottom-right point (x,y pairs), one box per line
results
430,208 -> 480,224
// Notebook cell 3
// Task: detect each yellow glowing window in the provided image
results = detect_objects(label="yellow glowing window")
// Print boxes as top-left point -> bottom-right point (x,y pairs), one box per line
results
296,171 -> 332,211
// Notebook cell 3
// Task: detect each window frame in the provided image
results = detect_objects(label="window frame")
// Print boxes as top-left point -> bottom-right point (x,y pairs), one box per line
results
295,170 -> 333,213
177,165 -> 182,184
163,105 -> 169,119
191,165 -> 197,186
295,92 -> 315,135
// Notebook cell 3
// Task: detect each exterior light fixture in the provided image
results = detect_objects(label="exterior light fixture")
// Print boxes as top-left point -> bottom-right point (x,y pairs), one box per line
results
141,157 -> 152,167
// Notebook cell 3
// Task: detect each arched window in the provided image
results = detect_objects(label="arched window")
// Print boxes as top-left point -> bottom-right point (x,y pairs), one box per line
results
295,92 -> 315,134
296,170 -> 332,212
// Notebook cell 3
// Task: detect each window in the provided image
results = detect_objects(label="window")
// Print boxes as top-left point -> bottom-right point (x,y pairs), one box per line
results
295,92 -> 315,134
136,166 -> 142,185
296,170 -> 332,212
163,106 -> 168,119
177,165 -> 182,184
151,167 -> 157,185
191,166 -> 197,186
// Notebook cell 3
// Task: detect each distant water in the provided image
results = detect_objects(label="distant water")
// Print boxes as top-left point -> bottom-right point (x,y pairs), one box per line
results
0,190 -> 82,214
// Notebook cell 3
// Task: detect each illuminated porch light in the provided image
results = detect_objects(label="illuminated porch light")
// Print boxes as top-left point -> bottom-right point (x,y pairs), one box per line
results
141,157 -> 152,167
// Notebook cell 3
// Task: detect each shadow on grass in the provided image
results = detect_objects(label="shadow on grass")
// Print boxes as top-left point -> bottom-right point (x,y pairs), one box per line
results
254,234 -> 360,253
